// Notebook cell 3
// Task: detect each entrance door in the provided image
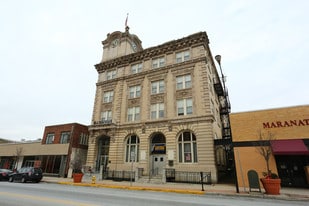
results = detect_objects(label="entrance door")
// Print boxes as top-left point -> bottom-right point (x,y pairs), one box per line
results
276,155 -> 308,187
152,155 -> 165,175
150,133 -> 166,176
96,136 -> 110,173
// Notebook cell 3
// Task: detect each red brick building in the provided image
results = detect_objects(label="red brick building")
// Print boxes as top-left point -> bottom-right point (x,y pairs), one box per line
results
0,123 -> 89,178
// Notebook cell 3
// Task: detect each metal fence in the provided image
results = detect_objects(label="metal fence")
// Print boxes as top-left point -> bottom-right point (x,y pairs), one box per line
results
166,169 -> 211,184
104,170 -> 135,181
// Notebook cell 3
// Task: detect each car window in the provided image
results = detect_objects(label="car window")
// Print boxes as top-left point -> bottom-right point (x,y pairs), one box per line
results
34,168 -> 42,173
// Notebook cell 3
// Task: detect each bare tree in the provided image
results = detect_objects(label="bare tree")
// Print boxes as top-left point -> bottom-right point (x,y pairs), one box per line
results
255,130 -> 276,177
14,147 -> 23,169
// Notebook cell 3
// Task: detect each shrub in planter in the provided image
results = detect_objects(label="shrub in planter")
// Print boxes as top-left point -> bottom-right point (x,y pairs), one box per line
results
260,171 -> 281,195
70,152 -> 84,183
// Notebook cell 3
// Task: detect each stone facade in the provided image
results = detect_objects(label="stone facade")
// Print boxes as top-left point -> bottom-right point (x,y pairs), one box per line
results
86,28 -> 224,183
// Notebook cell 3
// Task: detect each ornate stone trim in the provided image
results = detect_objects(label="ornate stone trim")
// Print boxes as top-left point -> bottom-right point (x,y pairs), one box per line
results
95,32 -> 209,72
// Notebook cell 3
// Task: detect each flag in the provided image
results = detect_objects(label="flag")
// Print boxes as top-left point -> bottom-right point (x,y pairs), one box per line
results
125,13 -> 128,27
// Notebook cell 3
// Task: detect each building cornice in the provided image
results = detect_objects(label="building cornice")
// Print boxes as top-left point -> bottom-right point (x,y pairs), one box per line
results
95,32 -> 209,73
88,115 -> 215,132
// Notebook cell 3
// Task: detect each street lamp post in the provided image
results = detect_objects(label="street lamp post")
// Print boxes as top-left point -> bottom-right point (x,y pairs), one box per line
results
215,55 -> 239,193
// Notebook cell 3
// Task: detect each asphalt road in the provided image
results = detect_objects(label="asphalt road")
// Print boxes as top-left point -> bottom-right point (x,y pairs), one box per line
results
0,181 -> 307,206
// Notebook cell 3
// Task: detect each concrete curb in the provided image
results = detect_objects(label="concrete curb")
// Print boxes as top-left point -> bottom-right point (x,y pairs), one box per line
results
44,180 -> 309,201
57,181 -> 206,195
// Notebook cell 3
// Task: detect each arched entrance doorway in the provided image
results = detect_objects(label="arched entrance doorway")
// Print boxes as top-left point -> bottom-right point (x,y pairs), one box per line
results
96,136 -> 110,175
150,132 -> 166,176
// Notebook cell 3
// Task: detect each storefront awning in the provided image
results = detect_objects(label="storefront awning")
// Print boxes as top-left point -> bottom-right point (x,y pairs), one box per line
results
270,139 -> 309,155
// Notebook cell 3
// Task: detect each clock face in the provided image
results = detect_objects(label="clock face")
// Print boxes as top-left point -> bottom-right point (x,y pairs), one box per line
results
111,39 -> 119,48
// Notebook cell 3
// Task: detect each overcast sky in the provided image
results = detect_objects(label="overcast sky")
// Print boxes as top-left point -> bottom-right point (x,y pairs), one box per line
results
1,0 -> 308,141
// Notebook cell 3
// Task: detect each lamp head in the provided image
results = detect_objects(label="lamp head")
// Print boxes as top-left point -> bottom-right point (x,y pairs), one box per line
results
215,55 -> 221,66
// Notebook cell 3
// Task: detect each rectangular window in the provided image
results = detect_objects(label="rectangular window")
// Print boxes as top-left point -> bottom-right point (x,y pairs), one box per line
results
46,133 -> 54,144
176,74 -> 191,90
176,50 -> 190,63
184,143 -> 192,162
129,85 -> 141,98
151,80 -> 165,94
131,63 -> 142,74
193,142 -> 198,162
79,133 -> 88,145
60,132 -> 70,144
103,91 -> 114,103
152,57 -> 165,69
106,70 -> 117,80
151,103 -> 164,119
178,143 -> 182,163
177,98 -> 193,116
101,110 -> 112,121
127,107 -> 140,121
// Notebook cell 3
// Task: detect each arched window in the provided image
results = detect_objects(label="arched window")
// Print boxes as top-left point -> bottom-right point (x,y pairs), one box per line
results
178,131 -> 197,163
125,135 -> 139,162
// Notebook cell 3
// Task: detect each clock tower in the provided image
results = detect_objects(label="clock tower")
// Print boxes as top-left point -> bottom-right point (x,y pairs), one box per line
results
100,26 -> 142,62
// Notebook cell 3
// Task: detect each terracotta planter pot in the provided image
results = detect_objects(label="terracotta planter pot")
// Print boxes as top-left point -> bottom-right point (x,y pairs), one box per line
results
73,173 -> 83,183
260,178 -> 281,195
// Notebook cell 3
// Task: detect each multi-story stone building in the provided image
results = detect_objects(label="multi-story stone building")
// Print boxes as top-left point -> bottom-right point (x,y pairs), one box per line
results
86,27 -> 229,183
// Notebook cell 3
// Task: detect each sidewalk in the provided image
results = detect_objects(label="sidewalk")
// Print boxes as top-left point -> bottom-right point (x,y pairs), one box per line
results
42,176 -> 309,201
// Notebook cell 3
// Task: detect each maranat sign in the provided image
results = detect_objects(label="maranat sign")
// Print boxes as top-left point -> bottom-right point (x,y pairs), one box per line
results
263,119 -> 309,129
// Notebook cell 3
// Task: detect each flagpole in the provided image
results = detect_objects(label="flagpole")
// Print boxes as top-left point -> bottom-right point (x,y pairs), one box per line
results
125,13 -> 129,29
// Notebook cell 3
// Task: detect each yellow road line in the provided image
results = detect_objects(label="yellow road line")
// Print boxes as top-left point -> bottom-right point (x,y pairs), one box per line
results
0,192 -> 98,206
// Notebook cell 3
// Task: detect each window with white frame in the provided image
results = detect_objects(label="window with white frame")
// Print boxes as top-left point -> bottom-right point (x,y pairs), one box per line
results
46,133 -> 54,144
152,57 -> 165,69
177,98 -> 193,116
125,135 -> 139,162
178,131 -> 197,163
176,74 -> 191,90
79,133 -> 88,145
127,107 -> 140,121
176,50 -> 190,63
106,70 -> 117,80
151,103 -> 164,119
131,63 -> 142,74
60,132 -> 70,144
151,80 -> 165,94
129,85 -> 141,98
103,91 -> 114,103
101,110 -> 112,121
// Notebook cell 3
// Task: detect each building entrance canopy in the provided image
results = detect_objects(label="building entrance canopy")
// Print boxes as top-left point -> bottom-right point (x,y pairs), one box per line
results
270,139 -> 309,155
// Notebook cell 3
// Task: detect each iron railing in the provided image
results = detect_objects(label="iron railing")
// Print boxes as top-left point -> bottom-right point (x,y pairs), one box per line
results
165,169 -> 211,184
103,170 -> 135,181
